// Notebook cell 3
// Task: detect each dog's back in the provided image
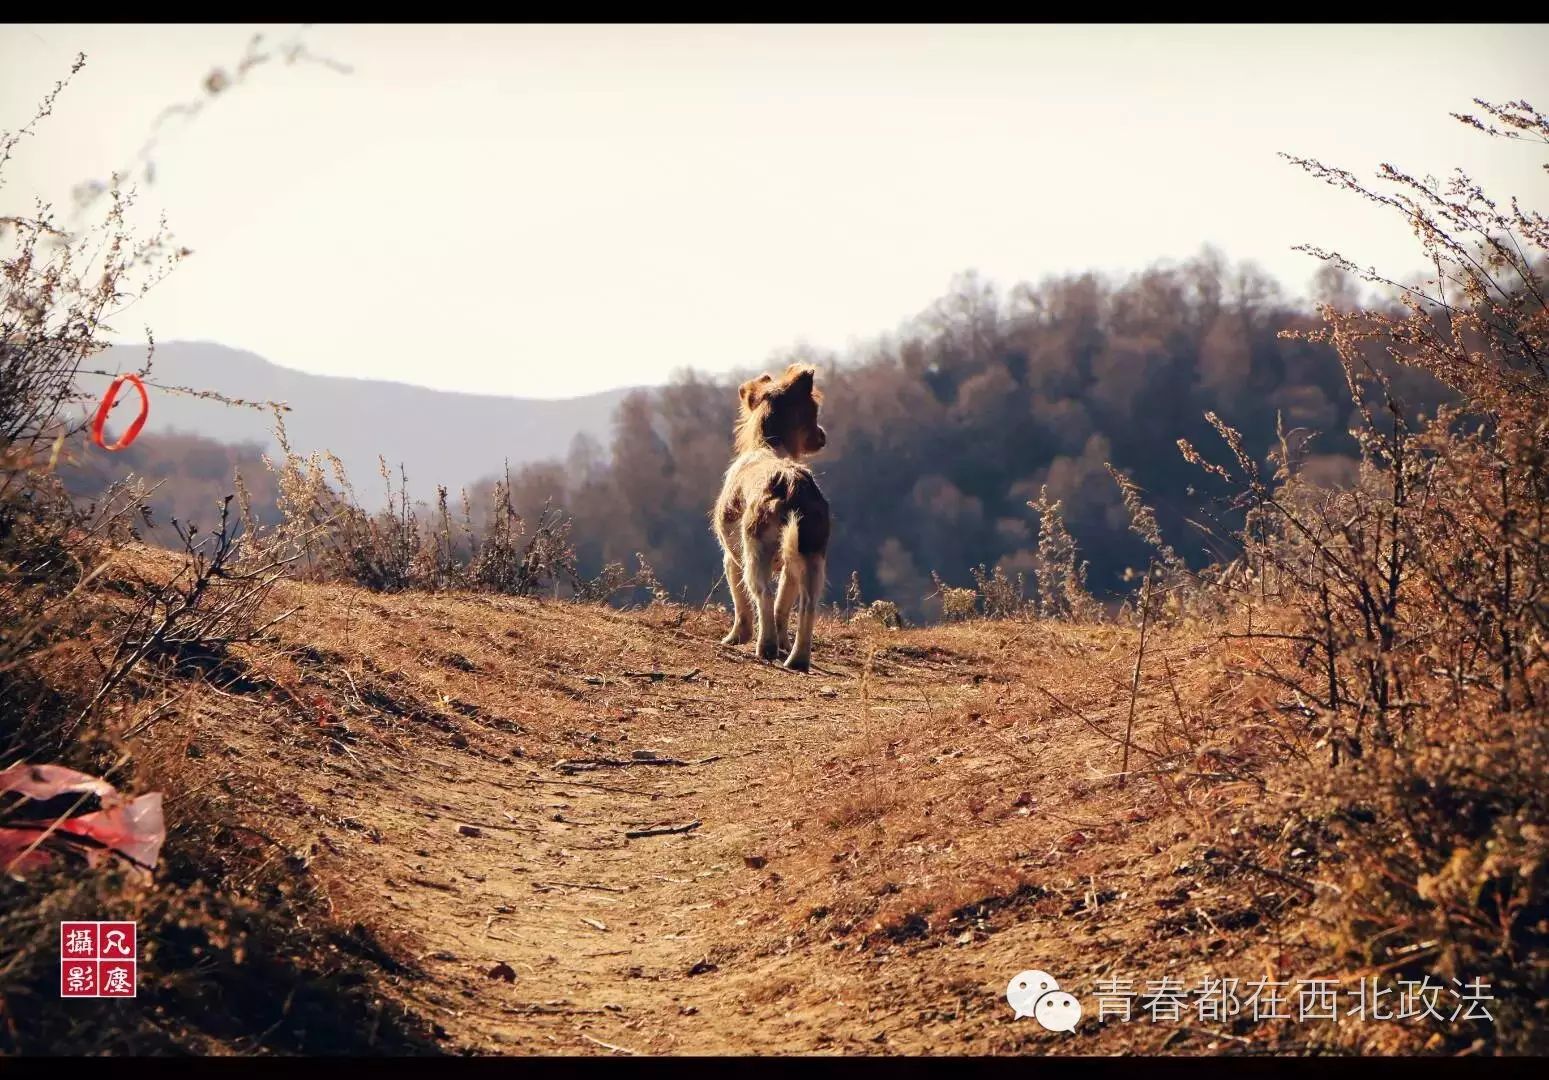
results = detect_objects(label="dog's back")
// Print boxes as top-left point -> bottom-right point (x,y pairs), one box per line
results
714,451 -> 830,568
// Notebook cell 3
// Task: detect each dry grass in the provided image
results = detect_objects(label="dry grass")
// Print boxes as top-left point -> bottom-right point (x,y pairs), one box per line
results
1,544 -> 446,1055
12,434 -> 1523,1048
1,537 -> 1541,1054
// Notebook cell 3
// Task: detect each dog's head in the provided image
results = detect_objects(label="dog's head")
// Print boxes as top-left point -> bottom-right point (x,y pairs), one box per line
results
736,363 -> 827,458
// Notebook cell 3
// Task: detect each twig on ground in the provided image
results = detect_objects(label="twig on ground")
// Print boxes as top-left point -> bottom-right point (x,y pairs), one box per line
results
532,880 -> 629,893
1034,684 -> 1165,761
621,668 -> 701,681
554,755 -> 722,774
624,820 -> 701,839
579,1032 -> 638,1055
525,777 -> 663,798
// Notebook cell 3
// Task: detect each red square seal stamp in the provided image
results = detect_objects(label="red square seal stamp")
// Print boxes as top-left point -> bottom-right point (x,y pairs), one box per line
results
59,921 -> 137,998
99,960 -> 137,997
60,960 -> 97,998
60,922 -> 97,960
99,922 -> 136,960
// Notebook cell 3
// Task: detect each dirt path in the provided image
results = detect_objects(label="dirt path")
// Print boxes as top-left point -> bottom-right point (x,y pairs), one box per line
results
288,601 -> 990,1054
190,577 -> 1273,1055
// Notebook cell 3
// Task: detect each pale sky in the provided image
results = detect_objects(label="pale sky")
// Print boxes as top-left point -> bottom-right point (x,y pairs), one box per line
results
3,24 -> 1546,399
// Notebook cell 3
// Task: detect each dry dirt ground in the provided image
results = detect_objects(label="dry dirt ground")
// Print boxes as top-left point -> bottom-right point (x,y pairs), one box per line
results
118,547 -> 1330,1056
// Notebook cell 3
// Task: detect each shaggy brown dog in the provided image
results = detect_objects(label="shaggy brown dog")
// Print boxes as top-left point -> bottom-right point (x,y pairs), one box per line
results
711,364 -> 831,671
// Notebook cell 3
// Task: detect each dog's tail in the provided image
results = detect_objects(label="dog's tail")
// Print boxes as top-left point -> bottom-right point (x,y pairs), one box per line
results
780,511 -> 803,573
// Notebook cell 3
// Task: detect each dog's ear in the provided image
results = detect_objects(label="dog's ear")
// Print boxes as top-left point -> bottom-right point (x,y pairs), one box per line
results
782,364 -> 818,400
780,364 -> 817,402
739,373 -> 774,409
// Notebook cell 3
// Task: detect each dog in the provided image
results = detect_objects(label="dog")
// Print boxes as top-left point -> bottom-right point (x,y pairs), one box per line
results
711,363 -> 831,671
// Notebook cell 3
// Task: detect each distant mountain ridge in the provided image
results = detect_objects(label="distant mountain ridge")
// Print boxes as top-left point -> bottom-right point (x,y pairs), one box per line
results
80,342 -> 642,493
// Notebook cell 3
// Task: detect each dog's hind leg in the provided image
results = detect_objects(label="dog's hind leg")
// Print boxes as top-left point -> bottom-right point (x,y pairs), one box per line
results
775,514 -> 806,662
784,553 -> 825,672
720,552 -> 753,645
773,560 -> 798,654
741,532 -> 779,661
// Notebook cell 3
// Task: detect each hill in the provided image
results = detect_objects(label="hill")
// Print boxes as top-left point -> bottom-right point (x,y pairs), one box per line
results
68,264 -> 1452,618
79,342 -> 640,494
4,544 -> 1389,1056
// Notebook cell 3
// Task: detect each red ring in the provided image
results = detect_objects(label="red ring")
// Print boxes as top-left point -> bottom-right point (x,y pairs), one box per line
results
91,374 -> 150,451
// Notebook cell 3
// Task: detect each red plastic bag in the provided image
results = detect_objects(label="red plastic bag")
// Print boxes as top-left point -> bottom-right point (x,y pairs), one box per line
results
0,763 -> 166,878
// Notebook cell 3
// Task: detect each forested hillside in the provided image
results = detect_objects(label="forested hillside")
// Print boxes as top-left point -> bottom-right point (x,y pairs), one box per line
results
480,252 -> 1447,616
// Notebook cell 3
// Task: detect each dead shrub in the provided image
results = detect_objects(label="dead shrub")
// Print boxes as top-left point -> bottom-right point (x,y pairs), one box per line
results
2,47 -> 444,1056
929,571 -> 978,622
1027,485 -> 1101,621
1173,97 -> 1549,1053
